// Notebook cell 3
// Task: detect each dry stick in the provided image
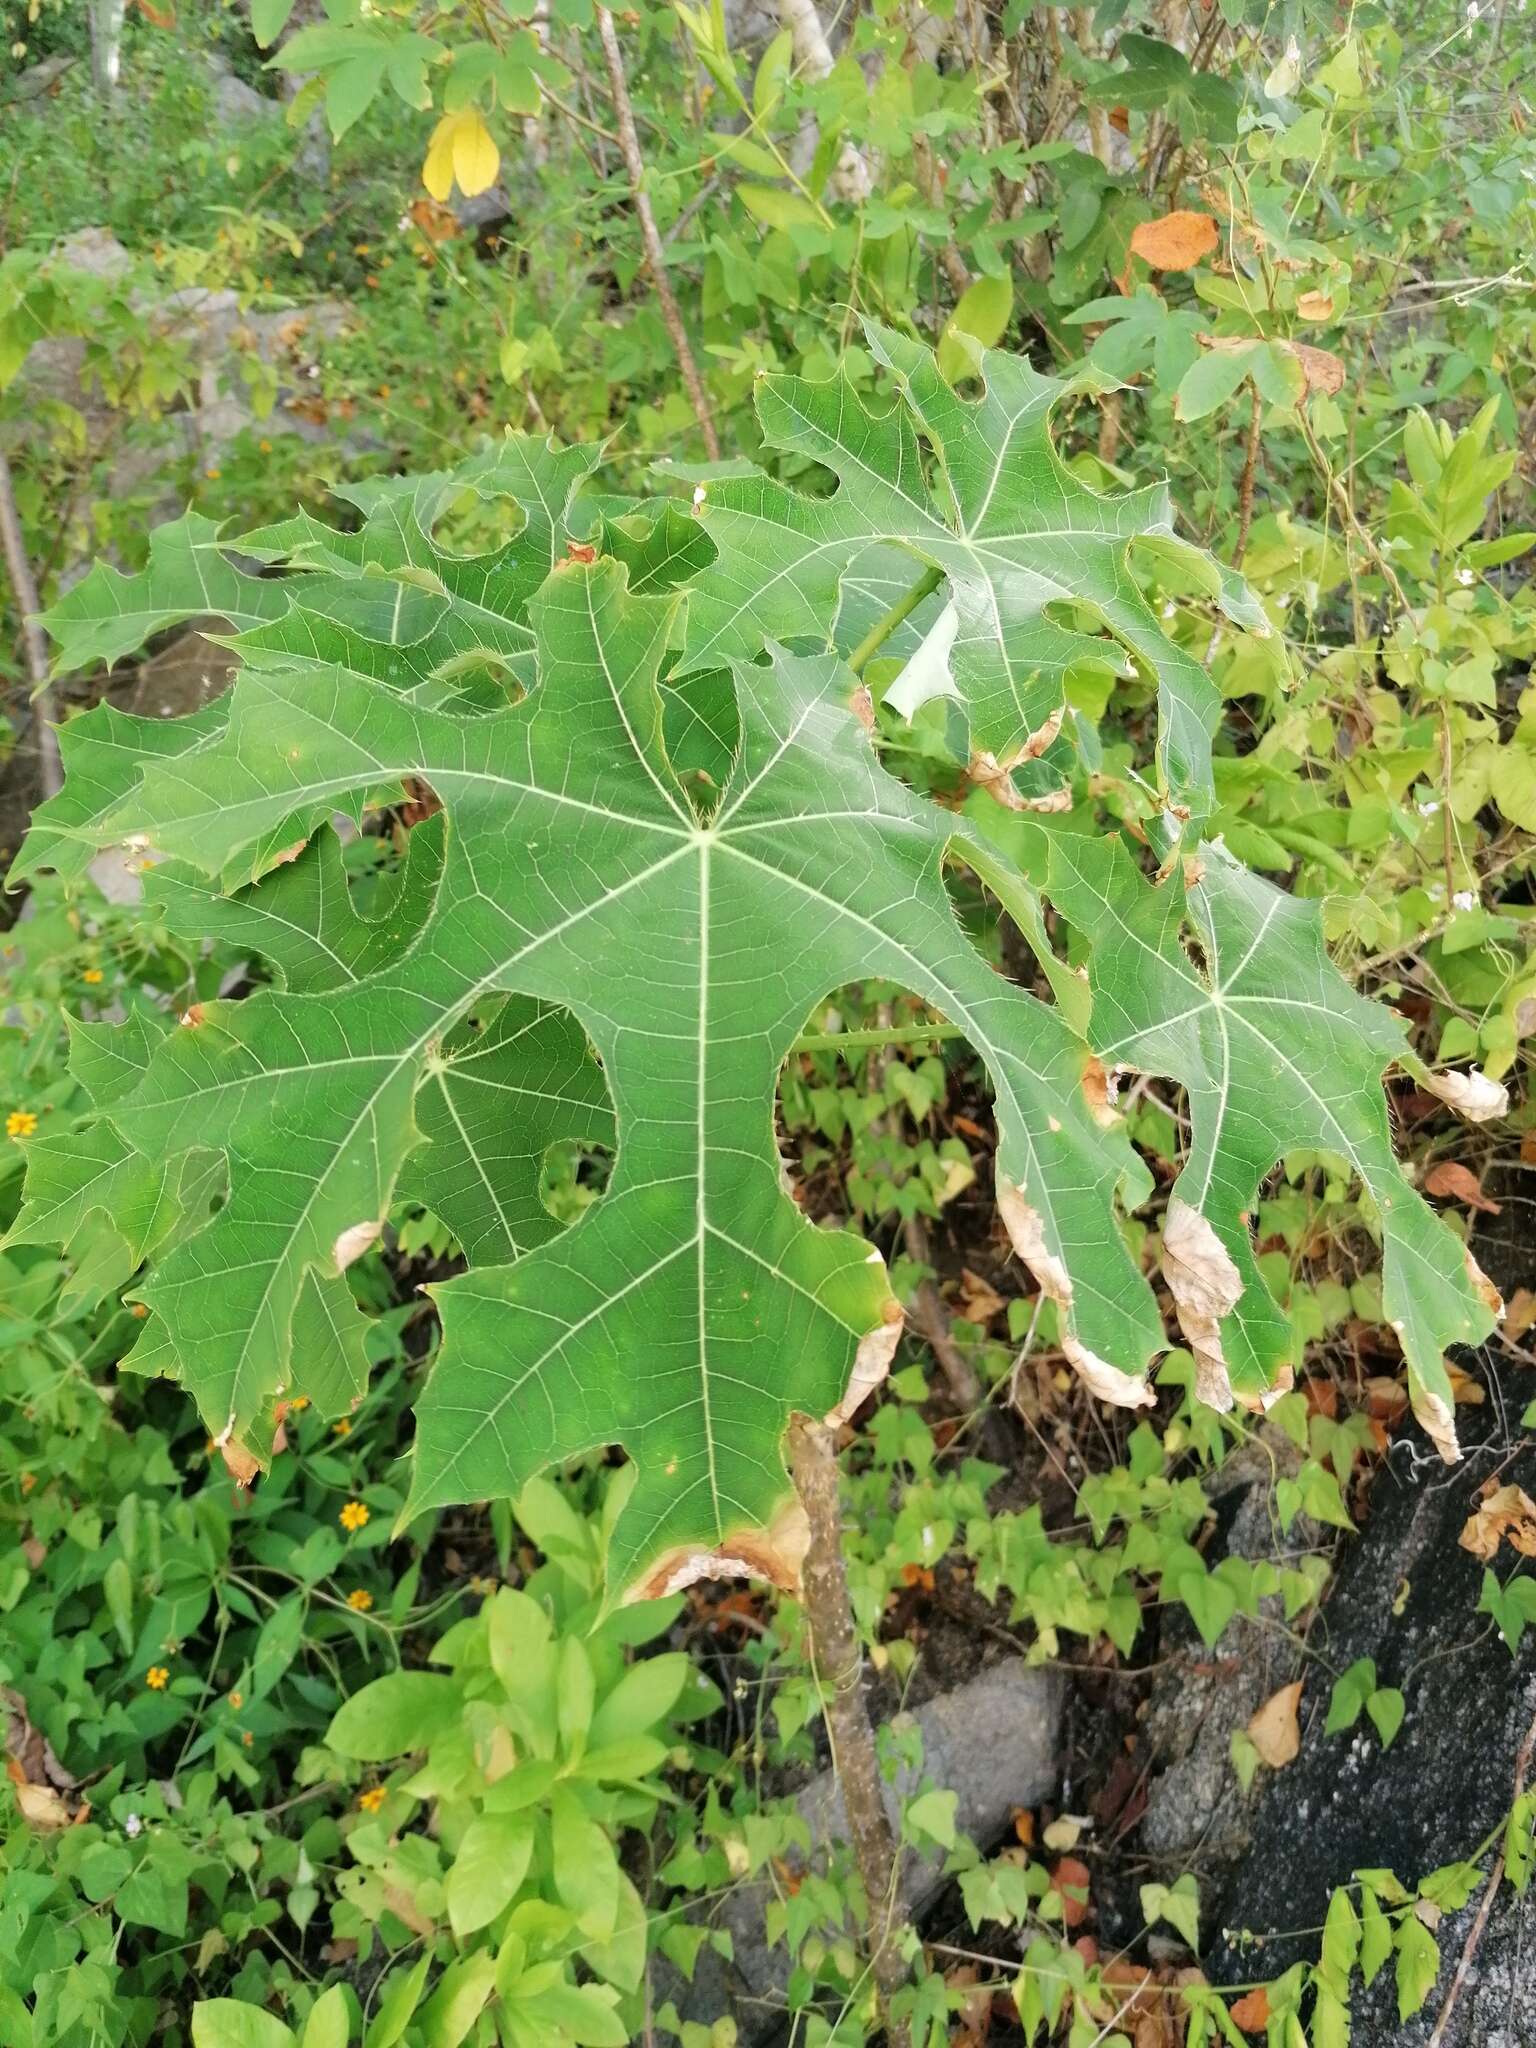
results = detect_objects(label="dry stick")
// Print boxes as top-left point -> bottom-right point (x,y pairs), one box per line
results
909,132 -> 970,298
902,1213 -> 986,1413
1427,1698 -> 1536,2048
1233,378 -> 1262,570
593,5 -> 721,461
787,1415 -> 914,2048
0,448 -> 62,801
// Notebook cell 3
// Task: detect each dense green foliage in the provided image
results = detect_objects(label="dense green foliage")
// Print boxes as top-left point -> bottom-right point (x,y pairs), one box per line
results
0,1 -> 1532,2046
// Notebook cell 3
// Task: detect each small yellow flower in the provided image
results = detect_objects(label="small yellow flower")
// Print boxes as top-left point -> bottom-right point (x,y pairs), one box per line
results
339,1501 -> 370,1533
20,1472 -> 35,1496
289,1395 -> 310,1412
229,1690 -> 244,1709
358,1786 -> 387,1813
258,439 -> 273,454
82,967 -> 104,984
242,1730 -> 253,1747
146,1666 -> 169,1690
347,1588 -> 374,1611
205,467 -> 221,481
332,1418 -> 351,1437
7,1109 -> 37,1140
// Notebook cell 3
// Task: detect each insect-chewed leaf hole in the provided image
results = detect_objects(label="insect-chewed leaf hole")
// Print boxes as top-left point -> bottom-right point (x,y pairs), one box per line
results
403,994 -> 616,1271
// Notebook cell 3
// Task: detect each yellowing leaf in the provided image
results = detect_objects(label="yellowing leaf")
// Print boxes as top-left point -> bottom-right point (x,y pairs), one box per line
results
1128,209 -> 1219,271
1246,1680 -> 1303,1767
423,109 -> 500,203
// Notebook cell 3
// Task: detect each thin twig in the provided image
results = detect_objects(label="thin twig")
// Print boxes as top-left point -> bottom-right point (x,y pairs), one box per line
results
0,447 -> 62,800
593,6 -> 721,460
1427,1698 -> 1536,2048
1234,378 -> 1262,569
787,1416 -> 914,2048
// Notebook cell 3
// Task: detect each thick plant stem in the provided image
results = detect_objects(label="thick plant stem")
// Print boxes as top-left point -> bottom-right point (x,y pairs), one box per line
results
594,6 -> 721,462
848,563 -> 944,675
0,448 -> 62,801
787,1416 -> 913,2047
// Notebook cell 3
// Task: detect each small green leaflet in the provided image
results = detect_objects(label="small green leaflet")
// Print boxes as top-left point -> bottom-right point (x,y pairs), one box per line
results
674,319 -> 1266,816
1048,834 -> 1497,1447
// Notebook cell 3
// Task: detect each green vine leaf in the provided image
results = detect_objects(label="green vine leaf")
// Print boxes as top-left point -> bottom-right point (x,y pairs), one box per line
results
1047,834 -> 1498,1447
14,555 -> 1163,1592
675,319 -> 1266,814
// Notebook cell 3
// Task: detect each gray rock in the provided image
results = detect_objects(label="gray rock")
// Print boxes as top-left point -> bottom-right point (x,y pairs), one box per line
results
202,54 -> 280,130
1138,1432 -> 1317,1877
7,54 -> 74,102
658,1660 -> 1063,2042
1209,1311 -> 1536,2042
50,226 -> 133,282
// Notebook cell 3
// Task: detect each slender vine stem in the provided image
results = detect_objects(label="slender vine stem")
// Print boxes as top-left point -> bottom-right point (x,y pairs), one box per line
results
593,6 -> 721,461
787,1416 -> 914,2047
792,1021 -> 970,1054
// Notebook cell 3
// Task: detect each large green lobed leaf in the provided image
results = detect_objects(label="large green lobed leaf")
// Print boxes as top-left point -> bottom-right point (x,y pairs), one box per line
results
8,358 -> 1496,1592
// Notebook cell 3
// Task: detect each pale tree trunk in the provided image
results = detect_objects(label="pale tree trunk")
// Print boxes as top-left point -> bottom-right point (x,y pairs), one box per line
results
0,450 -> 62,801
788,1416 -> 914,2048
778,0 -> 874,203
90,0 -> 126,96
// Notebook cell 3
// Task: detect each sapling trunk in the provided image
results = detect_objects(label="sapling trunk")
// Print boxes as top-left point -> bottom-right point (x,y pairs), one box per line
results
787,1414 -> 914,2048
593,5 -> 721,462
0,448 -> 62,801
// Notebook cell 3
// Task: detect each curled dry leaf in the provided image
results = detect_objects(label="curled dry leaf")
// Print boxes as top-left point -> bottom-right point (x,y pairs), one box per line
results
1421,1066 -> 1508,1124
1505,1287 -> 1535,1341
1295,290 -> 1335,321
634,1490 -> 812,1601
1017,785 -> 1074,813
1422,1160 -> 1501,1214
1246,1680 -> 1303,1768
1129,210 -> 1220,271
824,1297 -> 903,1425
1287,341 -> 1345,397
957,1269 -> 1008,1325
1465,1250 -> 1504,1321
1459,1480 -> 1536,1561
1411,1381 -> 1460,1464
219,1438 -> 262,1486
1160,1197 -> 1243,1413
998,1181 -> 1155,1410
332,1218 -> 385,1270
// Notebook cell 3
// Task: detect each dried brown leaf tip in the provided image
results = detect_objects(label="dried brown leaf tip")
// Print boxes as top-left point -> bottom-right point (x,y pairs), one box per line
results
1080,1055 -> 1119,1129
332,1219 -> 385,1270
632,1492 -> 812,1602
1160,1197 -> 1243,1413
966,749 -> 1027,809
997,1179 -> 1155,1410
